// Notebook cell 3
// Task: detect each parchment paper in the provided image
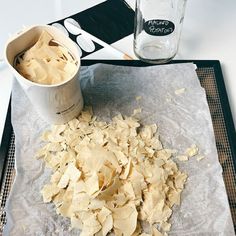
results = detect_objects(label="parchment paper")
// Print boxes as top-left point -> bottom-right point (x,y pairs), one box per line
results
4,63 -> 235,236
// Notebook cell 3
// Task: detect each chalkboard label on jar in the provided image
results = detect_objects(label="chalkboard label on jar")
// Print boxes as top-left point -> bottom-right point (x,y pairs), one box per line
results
144,19 -> 175,36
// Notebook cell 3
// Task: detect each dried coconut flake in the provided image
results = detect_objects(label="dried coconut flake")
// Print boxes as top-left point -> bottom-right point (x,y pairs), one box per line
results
37,107 -> 188,235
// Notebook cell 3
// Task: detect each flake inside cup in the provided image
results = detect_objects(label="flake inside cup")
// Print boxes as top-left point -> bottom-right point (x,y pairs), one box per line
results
4,25 -> 84,124
14,30 -> 79,85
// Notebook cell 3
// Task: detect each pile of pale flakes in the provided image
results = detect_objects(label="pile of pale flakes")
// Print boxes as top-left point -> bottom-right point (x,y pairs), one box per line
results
36,108 -> 188,236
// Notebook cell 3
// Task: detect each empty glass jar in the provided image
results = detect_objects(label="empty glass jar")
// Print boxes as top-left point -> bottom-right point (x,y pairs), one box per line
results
134,0 -> 187,64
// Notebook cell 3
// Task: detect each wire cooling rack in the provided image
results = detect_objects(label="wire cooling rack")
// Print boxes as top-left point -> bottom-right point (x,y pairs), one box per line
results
0,60 -> 235,234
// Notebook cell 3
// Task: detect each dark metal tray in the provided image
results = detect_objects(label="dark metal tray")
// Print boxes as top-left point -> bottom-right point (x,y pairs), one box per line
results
0,60 -> 236,233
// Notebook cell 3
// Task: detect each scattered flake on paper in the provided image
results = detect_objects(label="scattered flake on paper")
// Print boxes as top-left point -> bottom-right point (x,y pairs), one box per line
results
176,155 -> 189,162
185,144 -> 199,157
175,88 -> 186,95
196,155 -> 205,161
132,108 -> 142,116
136,96 -> 142,101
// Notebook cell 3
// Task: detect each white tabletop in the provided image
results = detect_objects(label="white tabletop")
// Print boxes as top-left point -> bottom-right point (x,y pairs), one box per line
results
0,0 -> 236,144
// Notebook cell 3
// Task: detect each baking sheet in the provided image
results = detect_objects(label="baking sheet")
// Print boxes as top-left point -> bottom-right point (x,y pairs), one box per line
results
4,63 -> 235,235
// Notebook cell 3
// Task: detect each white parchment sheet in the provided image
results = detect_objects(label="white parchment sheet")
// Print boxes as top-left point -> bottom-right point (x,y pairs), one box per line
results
4,63 -> 235,235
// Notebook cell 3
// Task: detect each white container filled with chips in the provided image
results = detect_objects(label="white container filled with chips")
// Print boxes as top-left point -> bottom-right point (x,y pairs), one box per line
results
5,25 -> 83,124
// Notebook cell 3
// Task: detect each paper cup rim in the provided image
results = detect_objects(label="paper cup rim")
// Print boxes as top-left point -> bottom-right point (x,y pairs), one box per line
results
4,24 -> 81,88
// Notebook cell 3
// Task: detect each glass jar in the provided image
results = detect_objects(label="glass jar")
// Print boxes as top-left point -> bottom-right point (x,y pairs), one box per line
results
134,0 -> 187,64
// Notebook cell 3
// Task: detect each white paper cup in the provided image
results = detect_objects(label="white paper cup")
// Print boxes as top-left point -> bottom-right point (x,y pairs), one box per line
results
5,25 -> 84,124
